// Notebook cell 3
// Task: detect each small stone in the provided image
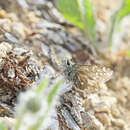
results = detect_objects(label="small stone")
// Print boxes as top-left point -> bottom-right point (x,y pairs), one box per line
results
95,113 -> 111,126
0,42 -> 12,58
112,118 -> 126,129
0,19 -> 11,32
111,104 -> 121,118
11,22 -> 26,40
0,9 -> 6,18
94,102 -> 110,113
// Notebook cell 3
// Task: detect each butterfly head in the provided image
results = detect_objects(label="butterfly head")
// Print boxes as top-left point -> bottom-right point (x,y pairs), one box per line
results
62,59 -> 77,81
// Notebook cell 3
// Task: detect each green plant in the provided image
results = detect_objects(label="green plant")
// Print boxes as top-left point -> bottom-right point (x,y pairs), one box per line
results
108,0 -> 130,47
0,121 -> 7,130
58,0 -> 130,49
15,78 -> 63,130
126,50 -> 130,56
58,0 -> 97,47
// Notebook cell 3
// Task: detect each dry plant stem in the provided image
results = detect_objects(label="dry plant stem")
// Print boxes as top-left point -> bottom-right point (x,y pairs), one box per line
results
77,0 -> 97,49
108,0 -> 124,48
0,46 -> 42,116
108,11 -> 119,47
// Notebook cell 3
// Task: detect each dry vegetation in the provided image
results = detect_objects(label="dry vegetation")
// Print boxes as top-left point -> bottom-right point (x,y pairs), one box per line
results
0,0 -> 129,130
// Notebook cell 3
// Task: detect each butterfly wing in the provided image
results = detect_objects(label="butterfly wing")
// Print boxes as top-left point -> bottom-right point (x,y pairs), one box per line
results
79,65 -> 113,82
75,65 -> 113,90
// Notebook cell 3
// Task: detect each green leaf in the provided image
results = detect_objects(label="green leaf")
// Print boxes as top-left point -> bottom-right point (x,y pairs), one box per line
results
28,80 -> 63,130
108,0 -> 130,47
117,0 -> 130,21
77,0 -> 97,44
58,0 -> 97,46
58,0 -> 83,28
126,50 -> 130,56
36,78 -> 49,93
0,121 -> 7,130
48,80 -> 63,104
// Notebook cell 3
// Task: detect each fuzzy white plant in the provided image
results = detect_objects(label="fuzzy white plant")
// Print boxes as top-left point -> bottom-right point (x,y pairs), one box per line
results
15,78 -> 63,130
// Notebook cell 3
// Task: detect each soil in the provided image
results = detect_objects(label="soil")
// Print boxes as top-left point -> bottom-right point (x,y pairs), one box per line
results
0,0 -> 129,130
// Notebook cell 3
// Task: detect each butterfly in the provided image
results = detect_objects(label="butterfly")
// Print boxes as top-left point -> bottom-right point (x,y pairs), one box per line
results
62,59 -> 113,92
